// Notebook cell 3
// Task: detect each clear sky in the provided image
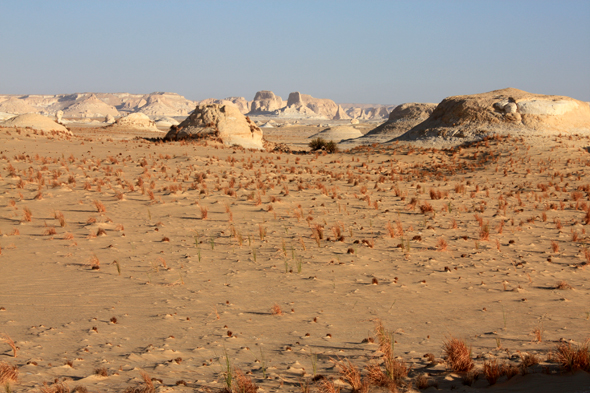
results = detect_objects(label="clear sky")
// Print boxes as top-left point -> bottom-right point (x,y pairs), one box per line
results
1,1 -> 589,105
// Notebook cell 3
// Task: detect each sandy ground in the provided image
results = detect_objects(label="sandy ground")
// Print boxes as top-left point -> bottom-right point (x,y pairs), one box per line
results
0,124 -> 589,392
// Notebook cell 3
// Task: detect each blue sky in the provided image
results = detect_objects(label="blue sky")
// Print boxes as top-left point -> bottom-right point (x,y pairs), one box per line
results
1,1 -> 588,104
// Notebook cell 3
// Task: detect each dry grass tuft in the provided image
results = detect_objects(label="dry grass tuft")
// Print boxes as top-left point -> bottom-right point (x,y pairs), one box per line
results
1,333 -> 17,357
271,304 -> 283,316
555,340 -> 590,372
442,337 -> 473,372
483,359 -> 502,385
89,255 -> 100,270
0,361 -> 18,384
317,378 -> 341,393
555,280 -> 573,290
94,367 -> 108,377
200,205 -> 208,220
39,380 -> 70,393
233,368 -> 258,393
93,200 -> 106,213
123,371 -> 155,393
332,358 -> 362,391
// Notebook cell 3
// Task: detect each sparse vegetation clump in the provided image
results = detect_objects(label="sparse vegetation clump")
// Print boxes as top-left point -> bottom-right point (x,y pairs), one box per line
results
308,137 -> 339,153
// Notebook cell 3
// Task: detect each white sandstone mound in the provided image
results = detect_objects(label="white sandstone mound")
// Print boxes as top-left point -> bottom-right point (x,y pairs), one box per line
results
62,94 -> 120,118
164,104 -> 264,150
0,97 -> 39,114
394,88 -> 590,145
273,92 -> 339,119
1,113 -> 72,135
199,97 -> 251,114
341,103 -> 437,146
110,113 -> 160,131
155,117 -> 180,128
309,126 -> 363,143
249,91 -> 284,113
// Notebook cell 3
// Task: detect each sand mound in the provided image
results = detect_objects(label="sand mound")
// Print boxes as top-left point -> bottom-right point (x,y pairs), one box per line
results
394,88 -> 590,145
110,113 -> 160,131
309,126 -> 362,142
0,97 -> 39,114
341,103 -> 437,146
62,94 -> 119,118
1,113 -> 71,134
164,104 -> 264,149
0,112 -> 17,121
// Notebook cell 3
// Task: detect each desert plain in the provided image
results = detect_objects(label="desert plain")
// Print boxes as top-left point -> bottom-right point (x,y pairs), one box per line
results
1,95 -> 590,393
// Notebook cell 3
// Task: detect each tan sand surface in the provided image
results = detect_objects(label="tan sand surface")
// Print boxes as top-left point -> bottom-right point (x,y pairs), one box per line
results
0,125 -> 589,392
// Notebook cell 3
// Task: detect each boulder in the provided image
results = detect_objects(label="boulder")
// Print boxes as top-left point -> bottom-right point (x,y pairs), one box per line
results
395,88 -> 590,144
340,103 -> 437,146
104,114 -> 116,124
164,104 -> 264,149
249,91 -> 284,113
1,113 -> 72,135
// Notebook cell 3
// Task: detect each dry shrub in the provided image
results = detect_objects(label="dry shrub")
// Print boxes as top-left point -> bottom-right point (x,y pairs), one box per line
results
551,241 -> 560,253
436,237 -> 448,251
332,359 -> 362,391
54,211 -> 66,227
233,368 -> 258,393
44,227 -> 57,236
93,200 -> 106,213
442,337 -> 473,372
94,367 -> 108,377
123,371 -> 155,393
419,202 -> 434,214
555,280 -> 573,290
40,380 -> 70,393
483,359 -> 502,385
317,378 -> 341,393
271,304 -> 283,316
0,361 -> 18,384
89,255 -> 100,270
200,205 -> 208,219
555,340 -> 590,372
22,206 -> 32,222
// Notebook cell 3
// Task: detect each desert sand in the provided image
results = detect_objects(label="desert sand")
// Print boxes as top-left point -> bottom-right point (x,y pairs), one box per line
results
0,97 -> 590,393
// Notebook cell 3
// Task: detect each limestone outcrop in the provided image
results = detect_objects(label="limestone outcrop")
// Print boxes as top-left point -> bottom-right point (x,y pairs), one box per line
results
111,113 -> 160,131
164,104 -> 264,149
273,92 -> 340,119
0,97 -> 39,114
340,103 -> 437,146
249,91 -> 284,113
62,94 -> 120,118
395,88 -> 590,144
1,113 -> 72,134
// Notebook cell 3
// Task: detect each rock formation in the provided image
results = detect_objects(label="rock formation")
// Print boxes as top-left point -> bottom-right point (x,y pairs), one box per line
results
0,97 -> 39,114
273,92 -> 340,119
56,110 -> 64,124
1,113 -> 72,134
155,117 -> 180,128
164,104 -> 264,149
62,94 -> 120,118
249,91 -> 284,113
111,113 -> 160,131
341,103 -> 437,146
333,105 -> 351,120
104,114 -> 116,124
395,88 -> 590,144
199,97 -> 251,114
309,126 -> 363,142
